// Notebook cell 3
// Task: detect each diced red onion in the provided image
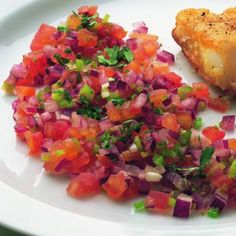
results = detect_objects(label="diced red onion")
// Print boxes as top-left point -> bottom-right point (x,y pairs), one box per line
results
165,171 -> 188,191
55,159 -> 70,172
191,149 -> 201,166
115,141 -> 127,152
117,80 -> 127,90
10,64 -> 27,79
99,119 -> 112,132
68,31 -> 78,38
44,100 -> 59,112
181,97 -> 197,111
132,93 -> 147,109
173,194 -> 192,218
90,69 -> 100,78
163,96 -> 171,107
156,50 -> 175,65
213,139 -> 228,150
132,21 -> 148,34
41,112 -> 52,122
220,115 -> 235,131
25,106 -> 37,114
41,139 -> 53,152
14,123 -> 28,133
12,99 -> 20,112
210,190 -> 228,212
43,45 -> 57,58
126,38 -> 138,50
114,72 -> 124,81
65,37 -> 78,46
214,149 -> 230,159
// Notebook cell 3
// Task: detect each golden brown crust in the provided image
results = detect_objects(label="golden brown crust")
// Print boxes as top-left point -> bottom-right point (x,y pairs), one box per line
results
172,7 -> 236,92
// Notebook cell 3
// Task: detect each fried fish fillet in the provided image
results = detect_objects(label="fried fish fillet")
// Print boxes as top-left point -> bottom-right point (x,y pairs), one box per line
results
172,7 -> 236,91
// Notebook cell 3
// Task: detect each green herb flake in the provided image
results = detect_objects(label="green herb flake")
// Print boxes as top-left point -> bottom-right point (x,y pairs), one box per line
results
207,208 -> 220,218
79,84 -> 94,101
100,132 -> 113,149
200,146 -> 214,170
102,14 -> 110,23
134,200 -> 146,212
53,54 -> 70,66
154,107 -> 164,115
97,46 -> 133,67
64,48 -> 72,54
110,97 -> 125,106
179,130 -> 192,146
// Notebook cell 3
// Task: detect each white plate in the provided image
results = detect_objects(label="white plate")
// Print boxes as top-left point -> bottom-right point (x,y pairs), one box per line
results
1,0 -> 236,235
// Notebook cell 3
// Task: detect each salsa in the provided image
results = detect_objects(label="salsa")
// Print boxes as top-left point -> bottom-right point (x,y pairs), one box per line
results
2,5 -> 236,218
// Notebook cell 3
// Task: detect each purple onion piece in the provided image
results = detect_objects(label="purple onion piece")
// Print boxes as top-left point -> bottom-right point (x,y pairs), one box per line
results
132,21 -> 148,34
220,115 -> 235,131
55,159 -> 70,172
173,194 -> 192,218
90,69 -> 100,78
156,50 -> 175,65
126,38 -> 138,50
163,96 -> 171,107
117,80 -> 127,90
210,190 -> 228,212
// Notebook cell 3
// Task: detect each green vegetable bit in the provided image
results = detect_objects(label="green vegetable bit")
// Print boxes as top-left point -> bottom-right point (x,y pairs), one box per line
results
100,132 -> 113,149
200,146 -> 215,170
109,97 -> 125,106
207,208 -> 220,218
194,117 -> 203,130
153,154 -> 164,166
80,84 -> 94,101
177,86 -> 193,100
134,200 -> 146,212
54,54 -> 70,66
154,107 -> 164,115
75,59 -> 85,71
179,130 -> 192,146
97,46 -> 133,67
1,81 -> 14,94
228,159 -> 236,178
57,25 -> 69,32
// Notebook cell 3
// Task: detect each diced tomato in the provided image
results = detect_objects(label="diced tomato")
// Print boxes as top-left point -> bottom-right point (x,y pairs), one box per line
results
105,102 -> 122,122
103,172 -> 127,199
145,190 -> 169,209
129,32 -> 158,41
78,5 -> 98,16
192,82 -> 209,100
66,14 -> 81,30
150,89 -> 168,108
211,174 -> 233,189
53,120 -> 71,140
142,40 -> 159,56
121,150 -> 140,161
14,86 -> 35,100
123,60 -> 142,74
25,131 -> 43,155
77,29 -> 98,47
202,126 -> 225,143
97,154 -> 113,168
17,52 -> 48,86
162,113 -> 180,133
110,24 -> 127,40
228,139 -> 236,151
208,97 -> 230,113
30,23 -> 57,51
162,72 -> 182,90
176,111 -> 193,130
67,172 -> 100,198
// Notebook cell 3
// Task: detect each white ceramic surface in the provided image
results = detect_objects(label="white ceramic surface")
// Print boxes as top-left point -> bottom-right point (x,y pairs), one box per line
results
1,0 -> 236,235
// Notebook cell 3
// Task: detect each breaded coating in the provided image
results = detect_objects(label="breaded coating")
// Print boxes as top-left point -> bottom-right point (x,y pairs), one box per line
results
172,8 -> 236,91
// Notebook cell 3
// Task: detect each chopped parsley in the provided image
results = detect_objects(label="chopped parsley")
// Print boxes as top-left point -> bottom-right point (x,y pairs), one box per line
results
109,97 -> 125,106
54,54 -> 70,66
97,46 -> 133,67
100,131 -> 114,149
200,146 -> 214,170
64,48 -> 72,54
77,96 -> 103,120
179,130 -> 192,146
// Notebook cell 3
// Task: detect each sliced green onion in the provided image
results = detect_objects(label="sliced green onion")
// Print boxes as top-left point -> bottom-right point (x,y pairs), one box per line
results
177,86 -> 192,100
75,59 -> 85,71
55,149 -> 65,157
102,14 -> 110,23
80,84 -> 94,101
134,136 -> 142,151
41,153 -> 50,162
134,200 -> 145,212
229,159 -> 236,178
57,25 -> 69,32
207,208 -> 220,218
1,82 -> 14,94
168,197 -> 176,207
